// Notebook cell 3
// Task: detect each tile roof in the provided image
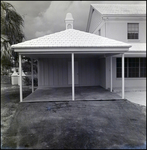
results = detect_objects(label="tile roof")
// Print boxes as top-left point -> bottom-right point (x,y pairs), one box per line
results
91,4 -> 146,15
11,29 -> 131,49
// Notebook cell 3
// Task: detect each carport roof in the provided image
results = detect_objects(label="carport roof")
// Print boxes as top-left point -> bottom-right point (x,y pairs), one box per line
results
11,29 -> 131,50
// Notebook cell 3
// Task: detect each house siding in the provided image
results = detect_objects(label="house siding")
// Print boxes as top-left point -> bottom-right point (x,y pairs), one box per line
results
99,58 -> 106,88
106,21 -> 146,43
94,20 -> 146,43
38,56 -> 100,88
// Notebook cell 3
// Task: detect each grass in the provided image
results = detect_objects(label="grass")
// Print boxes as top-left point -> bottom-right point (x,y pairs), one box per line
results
1,75 -> 32,148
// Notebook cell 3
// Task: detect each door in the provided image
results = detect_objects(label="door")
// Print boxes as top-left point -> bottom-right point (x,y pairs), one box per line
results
68,61 -> 79,84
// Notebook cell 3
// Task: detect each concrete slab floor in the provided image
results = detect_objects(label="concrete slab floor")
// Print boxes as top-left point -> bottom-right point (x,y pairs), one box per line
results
23,86 -> 121,102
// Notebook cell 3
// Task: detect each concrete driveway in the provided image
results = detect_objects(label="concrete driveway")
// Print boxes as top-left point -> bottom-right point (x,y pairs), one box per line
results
23,86 -> 121,102
3,100 -> 146,149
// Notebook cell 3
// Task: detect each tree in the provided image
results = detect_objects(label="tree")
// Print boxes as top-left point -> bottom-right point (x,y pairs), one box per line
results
1,1 -> 25,70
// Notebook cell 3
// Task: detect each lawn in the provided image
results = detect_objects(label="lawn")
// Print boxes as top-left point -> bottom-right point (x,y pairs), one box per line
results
1,75 -> 32,148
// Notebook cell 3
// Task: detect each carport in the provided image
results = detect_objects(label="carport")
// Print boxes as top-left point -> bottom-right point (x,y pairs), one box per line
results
11,13 -> 131,102
23,86 -> 121,102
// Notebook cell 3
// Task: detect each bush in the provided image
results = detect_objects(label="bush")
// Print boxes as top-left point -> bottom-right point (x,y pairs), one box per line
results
1,71 -> 9,75
23,76 -> 38,86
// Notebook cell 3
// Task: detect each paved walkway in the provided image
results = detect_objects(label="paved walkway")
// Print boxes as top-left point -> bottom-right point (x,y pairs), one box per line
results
113,87 -> 146,106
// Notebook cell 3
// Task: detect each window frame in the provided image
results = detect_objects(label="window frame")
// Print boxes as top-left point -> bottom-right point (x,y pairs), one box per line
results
127,23 -> 139,40
116,57 -> 146,78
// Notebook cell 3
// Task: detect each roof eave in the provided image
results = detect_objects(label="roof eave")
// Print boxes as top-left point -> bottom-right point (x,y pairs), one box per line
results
102,14 -> 146,17
13,46 -> 131,54
12,46 -> 131,49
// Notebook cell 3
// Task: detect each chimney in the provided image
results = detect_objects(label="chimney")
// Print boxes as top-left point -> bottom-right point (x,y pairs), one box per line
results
65,13 -> 74,29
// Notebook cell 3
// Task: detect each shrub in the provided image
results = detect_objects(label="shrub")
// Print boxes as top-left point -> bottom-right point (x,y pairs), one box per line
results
23,76 -> 38,86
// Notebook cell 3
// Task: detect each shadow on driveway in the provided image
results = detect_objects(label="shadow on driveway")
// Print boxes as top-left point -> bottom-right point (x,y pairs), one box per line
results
2,99 -> 146,149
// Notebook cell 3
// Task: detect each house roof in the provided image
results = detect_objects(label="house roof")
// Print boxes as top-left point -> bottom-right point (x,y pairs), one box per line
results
11,29 -> 131,50
128,43 -> 146,52
91,4 -> 146,15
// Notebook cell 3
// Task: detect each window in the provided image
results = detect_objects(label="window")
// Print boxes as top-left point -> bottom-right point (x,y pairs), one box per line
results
140,58 -> 146,77
116,58 -> 128,78
116,57 -> 146,78
127,23 -> 139,39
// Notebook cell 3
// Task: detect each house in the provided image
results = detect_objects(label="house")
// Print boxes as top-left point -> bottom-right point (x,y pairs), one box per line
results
11,4 -> 146,102
86,4 -> 146,90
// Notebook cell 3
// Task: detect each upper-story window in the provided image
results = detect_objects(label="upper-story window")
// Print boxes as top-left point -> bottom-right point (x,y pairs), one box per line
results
127,23 -> 139,39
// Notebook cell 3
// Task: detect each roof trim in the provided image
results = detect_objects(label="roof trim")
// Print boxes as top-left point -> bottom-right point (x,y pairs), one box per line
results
13,45 -> 131,50
14,47 -> 130,54
86,6 -> 93,32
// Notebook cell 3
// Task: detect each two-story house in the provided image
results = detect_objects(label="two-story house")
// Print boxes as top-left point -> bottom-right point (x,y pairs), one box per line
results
12,5 -> 145,102
86,4 -> 146,90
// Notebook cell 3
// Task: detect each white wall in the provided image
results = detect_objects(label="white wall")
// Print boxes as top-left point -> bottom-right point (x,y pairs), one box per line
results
106,21 -> 146,43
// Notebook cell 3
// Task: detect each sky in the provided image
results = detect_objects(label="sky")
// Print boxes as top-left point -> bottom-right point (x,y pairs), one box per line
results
5,1 -> 146,41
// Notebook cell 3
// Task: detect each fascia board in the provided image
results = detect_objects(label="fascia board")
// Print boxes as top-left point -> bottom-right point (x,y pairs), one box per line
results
86,6 -> 93,32
126,51 -> 146,54
14,47 -> 130,54
102,14 -> 146,21
102,14 -> 146,17
86,5 -> 102,32
113,52 -> 146,57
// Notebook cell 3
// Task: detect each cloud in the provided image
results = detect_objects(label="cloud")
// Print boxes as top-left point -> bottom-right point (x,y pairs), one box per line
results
5,1 -> 146,40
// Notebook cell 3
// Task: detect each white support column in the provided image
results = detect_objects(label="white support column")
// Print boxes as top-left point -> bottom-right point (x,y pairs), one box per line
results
71,53 -> 75,101
37,59 -> 39,86
110,56 -> 112,92
31,58 -> 34,92
19,54 -> 23,102
122,53 -> 125,99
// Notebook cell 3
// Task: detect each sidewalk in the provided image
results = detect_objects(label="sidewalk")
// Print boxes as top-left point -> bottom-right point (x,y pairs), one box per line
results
113,87 -> 146,106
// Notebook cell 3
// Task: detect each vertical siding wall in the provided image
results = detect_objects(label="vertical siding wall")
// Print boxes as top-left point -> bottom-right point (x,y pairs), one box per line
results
78,57 -> 99,86
38,57 -> 100,88
98,58 -> 106,89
